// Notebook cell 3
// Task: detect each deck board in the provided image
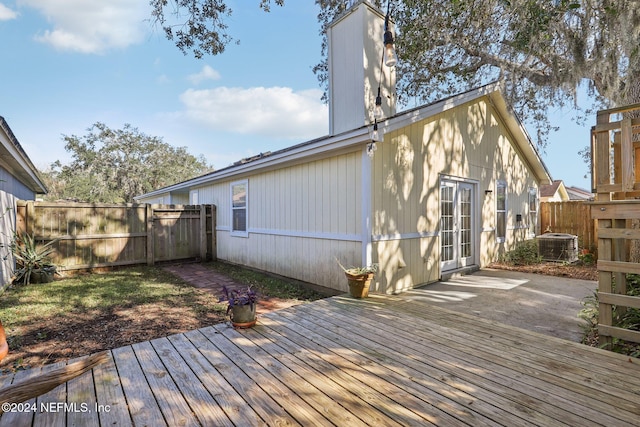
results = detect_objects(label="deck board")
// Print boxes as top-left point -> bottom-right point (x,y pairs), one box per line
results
1,293 -> 639,426
92,353 -> 132,426
66,362 -> 99,427
111,345 -> 166,426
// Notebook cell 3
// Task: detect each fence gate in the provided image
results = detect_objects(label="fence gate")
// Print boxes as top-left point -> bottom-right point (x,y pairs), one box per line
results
150,205 -> 216,264
15,201 -> 217,271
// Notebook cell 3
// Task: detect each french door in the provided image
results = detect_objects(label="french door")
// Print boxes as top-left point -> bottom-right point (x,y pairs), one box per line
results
440,180 -> 475,272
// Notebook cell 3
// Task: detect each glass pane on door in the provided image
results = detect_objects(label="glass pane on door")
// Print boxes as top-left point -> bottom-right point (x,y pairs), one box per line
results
440,185 -> 454,262
460,187 -> 472,258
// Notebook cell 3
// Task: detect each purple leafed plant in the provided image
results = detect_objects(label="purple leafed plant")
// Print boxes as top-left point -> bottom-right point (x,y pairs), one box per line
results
219,285 -> 258,313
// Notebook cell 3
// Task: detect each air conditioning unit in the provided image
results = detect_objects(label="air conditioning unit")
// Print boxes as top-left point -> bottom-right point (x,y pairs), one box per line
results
537,233 -> 579,262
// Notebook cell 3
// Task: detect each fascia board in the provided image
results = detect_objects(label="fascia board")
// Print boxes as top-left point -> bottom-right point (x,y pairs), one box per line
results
137,127 -> 370,199
0,124 -> 47,193
487,91 -> 553,185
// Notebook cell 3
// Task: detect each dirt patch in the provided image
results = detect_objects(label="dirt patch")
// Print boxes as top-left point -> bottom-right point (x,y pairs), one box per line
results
489,261 -> 597,281
2,299 -> 227,374
1,269 -> 309,374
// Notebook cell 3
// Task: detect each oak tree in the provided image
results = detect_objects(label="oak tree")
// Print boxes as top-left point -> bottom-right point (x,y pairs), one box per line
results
42,123 -> 212,203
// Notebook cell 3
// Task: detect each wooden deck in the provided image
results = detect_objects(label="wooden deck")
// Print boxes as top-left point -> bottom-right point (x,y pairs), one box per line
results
1,293 -> 639,426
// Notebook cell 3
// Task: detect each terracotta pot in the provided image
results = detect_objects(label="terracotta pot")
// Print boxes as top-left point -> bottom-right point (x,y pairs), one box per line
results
345,272 -> 374,298
0,320 -> 8,362
230,304 -> 257,328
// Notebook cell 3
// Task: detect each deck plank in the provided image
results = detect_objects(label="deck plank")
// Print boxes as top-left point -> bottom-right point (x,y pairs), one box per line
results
92,352 -> 132,427
66,357 -> 99,427
111,345 -> 167,427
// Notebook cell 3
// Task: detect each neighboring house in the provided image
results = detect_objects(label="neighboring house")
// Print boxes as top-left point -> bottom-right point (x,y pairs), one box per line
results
0,117 -> 47,289
540,180 -> 570,202
566,185 -> 594,201
137,1 -> 552,294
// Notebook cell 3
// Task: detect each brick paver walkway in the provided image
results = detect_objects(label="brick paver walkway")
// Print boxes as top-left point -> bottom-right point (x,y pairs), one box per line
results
162,263 -> 302,315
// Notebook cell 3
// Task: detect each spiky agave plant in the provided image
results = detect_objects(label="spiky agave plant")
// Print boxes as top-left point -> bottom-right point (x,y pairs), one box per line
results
10,232 -> 59,285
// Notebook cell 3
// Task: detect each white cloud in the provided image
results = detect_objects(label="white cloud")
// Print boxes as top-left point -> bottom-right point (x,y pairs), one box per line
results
0,3 -> 18,20
179,86 -> 328,140
19,0 -> 150,53
188,65 -> 222,85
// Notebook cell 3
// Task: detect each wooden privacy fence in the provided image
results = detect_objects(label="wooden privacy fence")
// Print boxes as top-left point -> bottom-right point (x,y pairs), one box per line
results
539,201 -> 596,251
16,201 -> 217,271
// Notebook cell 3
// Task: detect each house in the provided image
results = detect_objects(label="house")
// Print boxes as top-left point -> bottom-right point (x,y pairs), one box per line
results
0,117 -> 47,289
540,180 -> 570,202
565,185 -> 593,201
136,1 -> 552,294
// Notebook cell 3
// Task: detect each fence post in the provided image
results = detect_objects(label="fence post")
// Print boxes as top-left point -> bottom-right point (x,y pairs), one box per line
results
146,204 -> 154,266
24,200 -> 36,235
199,205 -> 207,261
211,205 -> 217,261
15,200 -> 27,235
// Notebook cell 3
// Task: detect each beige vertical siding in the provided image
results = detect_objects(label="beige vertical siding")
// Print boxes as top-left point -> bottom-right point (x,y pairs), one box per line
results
371,96 -> 539,293
197,151 -> 364,292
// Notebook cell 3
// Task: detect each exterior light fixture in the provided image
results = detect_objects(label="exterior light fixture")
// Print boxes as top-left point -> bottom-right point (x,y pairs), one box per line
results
371,120 -> 383,143
368,1 -> 395,159
374,87 -> 384,120
366,142 -> 378,158
383,4 -> 397,67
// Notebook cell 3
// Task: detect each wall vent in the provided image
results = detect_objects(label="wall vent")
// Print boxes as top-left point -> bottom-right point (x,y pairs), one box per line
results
537,233 -> 579,263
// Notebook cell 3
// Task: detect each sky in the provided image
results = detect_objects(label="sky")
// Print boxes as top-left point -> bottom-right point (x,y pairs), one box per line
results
0,0 -> 593,191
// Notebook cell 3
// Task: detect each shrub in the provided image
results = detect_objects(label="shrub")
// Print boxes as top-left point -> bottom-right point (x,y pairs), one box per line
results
502,240 -> 541,265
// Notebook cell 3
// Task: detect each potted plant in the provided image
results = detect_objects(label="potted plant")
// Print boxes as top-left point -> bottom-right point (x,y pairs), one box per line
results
338,261 -> 378,298
220,285 -> 258,328
10,232 -> 59,285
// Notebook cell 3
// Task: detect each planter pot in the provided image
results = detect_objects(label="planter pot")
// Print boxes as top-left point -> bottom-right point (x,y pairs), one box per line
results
30,266 -> 56,284
0,320 -> 7,362
230,304 -> 257,328
345,272 -> 374,298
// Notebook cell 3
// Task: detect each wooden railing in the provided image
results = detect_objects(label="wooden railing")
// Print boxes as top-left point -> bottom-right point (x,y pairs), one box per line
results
15,201 -> 217,271
591,104 -> 640,349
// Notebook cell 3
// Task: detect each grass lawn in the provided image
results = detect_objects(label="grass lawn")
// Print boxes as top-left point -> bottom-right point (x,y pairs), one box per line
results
0,264 -> 325,373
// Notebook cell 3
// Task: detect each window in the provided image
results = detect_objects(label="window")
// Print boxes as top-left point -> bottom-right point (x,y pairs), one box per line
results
231,180 -> 248,236
528,187 -> 537,236
496,181 -> 507,242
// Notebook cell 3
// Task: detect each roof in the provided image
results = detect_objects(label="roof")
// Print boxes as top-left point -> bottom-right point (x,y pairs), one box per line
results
565,185 -> 594,200
0,116 -> 47,194
540,180 -> 563,197
136,84 -> 552,201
